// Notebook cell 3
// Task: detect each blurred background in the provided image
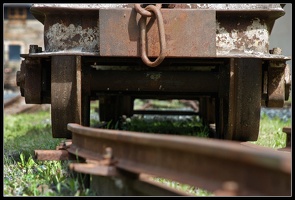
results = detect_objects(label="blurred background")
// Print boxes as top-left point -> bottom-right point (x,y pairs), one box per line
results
4,3 -> 44,94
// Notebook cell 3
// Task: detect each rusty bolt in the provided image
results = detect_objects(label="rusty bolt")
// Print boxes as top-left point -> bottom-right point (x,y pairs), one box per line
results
103,147 -> 113,159
29,45 -> 39,53
100,147 -> 117,166
56,140 -> 71,150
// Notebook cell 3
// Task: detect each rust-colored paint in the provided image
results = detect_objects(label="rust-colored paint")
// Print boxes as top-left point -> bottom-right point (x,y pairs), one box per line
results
99,9 -> 216,57
67,123 -> 291,196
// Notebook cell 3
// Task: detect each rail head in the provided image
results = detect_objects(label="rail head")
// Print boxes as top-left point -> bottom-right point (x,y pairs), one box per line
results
67,123 -> 291,196
67,123 -> 290,171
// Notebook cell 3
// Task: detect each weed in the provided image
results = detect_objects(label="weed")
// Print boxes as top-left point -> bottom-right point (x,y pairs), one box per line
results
4,100 -> 291,196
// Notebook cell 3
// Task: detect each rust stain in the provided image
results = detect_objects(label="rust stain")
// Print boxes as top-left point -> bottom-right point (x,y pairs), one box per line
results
216,18 -> 269,55
45,23 -> 99,52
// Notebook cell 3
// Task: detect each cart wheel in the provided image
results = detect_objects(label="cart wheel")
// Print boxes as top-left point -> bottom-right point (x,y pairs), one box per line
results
51,56 -> 82,138
218,58 -> 262,141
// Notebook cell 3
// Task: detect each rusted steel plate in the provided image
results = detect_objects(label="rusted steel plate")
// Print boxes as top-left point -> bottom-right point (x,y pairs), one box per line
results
69,163 -> 118,176
90,70 -> 219,93
169,3 -> 285,11
30,5 -> 101,53
34,150 -> 69,161
30,4 -> 290,60
266,62 -> 286,107
43,13 -> 100,53
216,17 -> 276,56
67,123 -> 291,196
99,9 -> 216,57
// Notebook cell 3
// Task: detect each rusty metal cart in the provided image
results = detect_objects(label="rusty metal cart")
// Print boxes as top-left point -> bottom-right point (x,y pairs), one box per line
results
16,4 -> 291,141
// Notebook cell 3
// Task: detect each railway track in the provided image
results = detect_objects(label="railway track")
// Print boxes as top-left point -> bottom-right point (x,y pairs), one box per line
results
4,94 -> 49,115
5,94 -> 292,196
7,3 -> 292,196
35,123 -> 291,196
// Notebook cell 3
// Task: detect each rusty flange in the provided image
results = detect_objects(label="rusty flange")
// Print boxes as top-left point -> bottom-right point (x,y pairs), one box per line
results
265,48 -> 289,108
16,56 -> 42,104
16,45 -> 52,104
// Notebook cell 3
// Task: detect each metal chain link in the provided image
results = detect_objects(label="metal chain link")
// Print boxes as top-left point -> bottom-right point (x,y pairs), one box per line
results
134,4 -> 162,17
135,4 -> 166,67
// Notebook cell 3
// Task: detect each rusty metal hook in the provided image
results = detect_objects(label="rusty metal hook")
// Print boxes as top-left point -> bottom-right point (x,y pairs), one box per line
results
137,4 -> 166,67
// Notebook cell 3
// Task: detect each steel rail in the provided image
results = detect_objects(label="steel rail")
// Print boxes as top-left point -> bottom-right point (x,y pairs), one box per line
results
67,123 -> 291,196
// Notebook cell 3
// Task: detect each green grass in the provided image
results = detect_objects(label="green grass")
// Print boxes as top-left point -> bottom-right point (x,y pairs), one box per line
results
122,116 -> 209,137
3,100 -> 291,196
153,177 -> 213,196
4,153 -> 94,196
252,114 -> 291,148
3,111 -> 95,196
134,99 -> 187,110
4,111 -> 60,160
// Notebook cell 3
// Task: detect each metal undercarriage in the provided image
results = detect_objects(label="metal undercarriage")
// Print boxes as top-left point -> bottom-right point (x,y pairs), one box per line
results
16,4 -> 291,141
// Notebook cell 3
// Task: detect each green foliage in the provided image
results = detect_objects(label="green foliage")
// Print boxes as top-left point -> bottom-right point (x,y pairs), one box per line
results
133,99 -> 186,110
4,111 -> 95,196
121,116 -> 209,137
4,153 -> 95,196
4,111 -> 61,159
4,99 -> 290,196
153,177 -> 213,196
252,114 -> 290,148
